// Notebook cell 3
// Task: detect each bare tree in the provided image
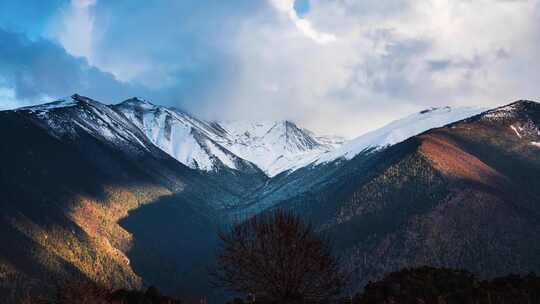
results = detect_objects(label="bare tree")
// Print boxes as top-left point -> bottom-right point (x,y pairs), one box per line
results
211,210 -> 347,303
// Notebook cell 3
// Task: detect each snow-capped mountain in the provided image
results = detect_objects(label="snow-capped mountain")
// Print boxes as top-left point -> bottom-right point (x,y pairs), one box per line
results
17,94 -> 156,155
13,95 -> 490,180
113,98 -> 261,173
11,94 -> 271,206
114,98 -> 341,176
217,120 -> 341,176
313,106 -> 487,165
14,95 -> 488,178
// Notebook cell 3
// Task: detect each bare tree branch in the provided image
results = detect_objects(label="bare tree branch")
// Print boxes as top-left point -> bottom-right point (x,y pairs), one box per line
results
210,210 -> 348,303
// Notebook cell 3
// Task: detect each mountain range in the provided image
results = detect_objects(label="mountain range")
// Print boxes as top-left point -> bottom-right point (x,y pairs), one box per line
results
0,94 -> 539,302
113,97 -> 343,177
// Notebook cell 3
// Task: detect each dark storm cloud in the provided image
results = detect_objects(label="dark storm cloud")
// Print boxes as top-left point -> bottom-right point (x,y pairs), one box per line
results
0,28 -> 137,103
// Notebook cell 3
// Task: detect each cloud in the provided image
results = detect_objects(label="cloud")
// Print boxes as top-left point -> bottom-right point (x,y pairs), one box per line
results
270,0 -> 336,44
0,28 -> 137,106
49,0 -> 96,63
0,87 -> 27,110
1,0 -> 539,138
45,0 -> 269,112
214,0 -> 540,136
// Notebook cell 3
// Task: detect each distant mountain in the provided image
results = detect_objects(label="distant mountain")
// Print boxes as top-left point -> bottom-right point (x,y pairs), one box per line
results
114,97 -> 340,177
217,120 -> 341,177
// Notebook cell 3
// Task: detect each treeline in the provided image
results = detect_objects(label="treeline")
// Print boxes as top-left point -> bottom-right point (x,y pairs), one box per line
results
226,268 -> 540,304
18,211 -> 540,303
22,267 -> 540,304
353,266 -> 540,304
21,282 -> 182,304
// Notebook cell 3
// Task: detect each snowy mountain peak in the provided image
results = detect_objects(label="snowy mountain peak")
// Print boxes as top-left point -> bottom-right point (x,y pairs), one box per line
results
71,93 -> 98,104
17,94 -> 95,112
15,95 -> 155,154
314,105 -> 487,165
19,94 -> 117,112
114,99 -> 256,173
216,120 -> 337,176
118,97 -> 156,109
265,120 -> 325,151
12,94 -> 491,178
114,98 -> 344,176
19,99 -> 77,112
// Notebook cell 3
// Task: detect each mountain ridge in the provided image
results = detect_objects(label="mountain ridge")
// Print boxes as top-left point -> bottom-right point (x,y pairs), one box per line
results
13,94 -> 495,178
112,96 -> 339,177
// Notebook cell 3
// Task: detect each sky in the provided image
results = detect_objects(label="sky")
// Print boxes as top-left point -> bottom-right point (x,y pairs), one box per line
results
0,0 -> 539,138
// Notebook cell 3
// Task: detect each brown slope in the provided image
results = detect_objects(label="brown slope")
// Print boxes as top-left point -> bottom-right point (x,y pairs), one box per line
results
418,133 -> 509,188
344,150 -> 538,290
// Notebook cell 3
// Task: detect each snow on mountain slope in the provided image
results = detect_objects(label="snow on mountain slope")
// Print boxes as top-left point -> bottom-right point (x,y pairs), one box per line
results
113,98 -> 259,173
312,134 -> 346,149
114,98 -> 341,176
314,106 -> 487,165
217,120 -> 339,176
15,95 -> 484,179
16,94 -> 154,154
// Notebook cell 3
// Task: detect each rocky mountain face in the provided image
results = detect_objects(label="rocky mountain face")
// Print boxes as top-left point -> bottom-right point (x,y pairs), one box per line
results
1,95 -> 539,301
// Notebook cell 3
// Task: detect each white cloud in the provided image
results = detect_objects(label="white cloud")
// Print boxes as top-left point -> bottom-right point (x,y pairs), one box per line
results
43,0 -> 540,138
205,0 -> 540,137
0,87 -> 19,110
50,0 -> 96,63
0,86 -> 53,110
50,0 -> 147,85
269,0 -> 337,44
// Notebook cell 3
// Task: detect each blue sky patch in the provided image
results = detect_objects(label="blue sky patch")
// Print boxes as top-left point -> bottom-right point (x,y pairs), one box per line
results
294,0 -> 310,17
